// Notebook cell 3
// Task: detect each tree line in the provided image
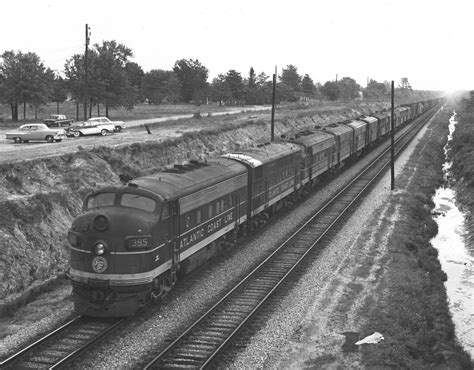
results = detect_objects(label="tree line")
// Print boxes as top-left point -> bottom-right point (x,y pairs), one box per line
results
0,40 -> 398,121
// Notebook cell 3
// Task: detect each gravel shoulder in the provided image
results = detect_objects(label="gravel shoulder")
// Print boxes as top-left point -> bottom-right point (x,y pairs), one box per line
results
0,115 -> 434,367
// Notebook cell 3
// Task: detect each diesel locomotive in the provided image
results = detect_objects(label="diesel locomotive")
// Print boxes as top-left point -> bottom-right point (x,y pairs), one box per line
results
67,99 -> 440,316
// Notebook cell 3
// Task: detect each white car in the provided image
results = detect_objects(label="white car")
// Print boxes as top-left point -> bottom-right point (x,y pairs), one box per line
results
85,117 -> 126,132
5,123 -> 67,143
70,119 -> 115,137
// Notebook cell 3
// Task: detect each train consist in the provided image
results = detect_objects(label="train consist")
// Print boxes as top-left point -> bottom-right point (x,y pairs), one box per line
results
67,99 -> 441,316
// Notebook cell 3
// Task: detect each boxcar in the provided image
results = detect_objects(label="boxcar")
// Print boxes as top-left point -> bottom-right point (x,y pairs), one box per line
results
343,119 -> 368,154
359,115 -> 379,144
372,112 -> 391,139
322,123 -> 354,165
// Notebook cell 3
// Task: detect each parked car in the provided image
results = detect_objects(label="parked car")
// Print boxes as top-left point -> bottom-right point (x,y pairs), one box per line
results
43,114 -> 74,126
44,115 -> 75,136
5,123 -> 67,143
70,119 -> 116,137
85,117 -> 126,132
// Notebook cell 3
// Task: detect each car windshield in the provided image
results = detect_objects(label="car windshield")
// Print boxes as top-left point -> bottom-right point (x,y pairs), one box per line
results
120,193 -> 157,213
86,192 -> 115,209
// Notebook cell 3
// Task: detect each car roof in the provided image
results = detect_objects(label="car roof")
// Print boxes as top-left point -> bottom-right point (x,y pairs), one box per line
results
20,123 -> 45,128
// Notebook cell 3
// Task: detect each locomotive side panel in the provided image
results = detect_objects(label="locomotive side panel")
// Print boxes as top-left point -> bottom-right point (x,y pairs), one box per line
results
360,116 -> 379,144
345,120 -> 367,153
322,124 -> 354,165
177,173 -> 248,262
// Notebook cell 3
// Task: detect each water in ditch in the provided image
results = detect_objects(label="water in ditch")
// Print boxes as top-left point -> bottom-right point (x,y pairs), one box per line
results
430,111 -> 474,357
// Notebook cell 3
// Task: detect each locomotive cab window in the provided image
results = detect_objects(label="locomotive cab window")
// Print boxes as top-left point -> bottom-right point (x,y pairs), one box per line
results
86,192 -> 115,210
121,193 -> 156,213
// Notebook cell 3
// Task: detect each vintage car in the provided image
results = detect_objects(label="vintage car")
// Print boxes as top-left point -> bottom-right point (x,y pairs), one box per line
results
85,117 -> 126,132
70,119 -> 116,137
5,123 -> 67,143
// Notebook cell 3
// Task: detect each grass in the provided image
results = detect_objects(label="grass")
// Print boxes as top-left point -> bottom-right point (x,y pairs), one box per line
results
450,112 -> 474,208
357,109 -> 472,368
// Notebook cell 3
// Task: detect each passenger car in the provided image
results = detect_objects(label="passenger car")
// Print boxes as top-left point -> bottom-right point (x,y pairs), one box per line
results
85,117 -> 126,132
70,119 -> 116,137
5,123 -> 67,143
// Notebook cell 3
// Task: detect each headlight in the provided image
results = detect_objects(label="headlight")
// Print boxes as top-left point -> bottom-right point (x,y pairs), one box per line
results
94,242 -> 106,255
94,215 -> 108,231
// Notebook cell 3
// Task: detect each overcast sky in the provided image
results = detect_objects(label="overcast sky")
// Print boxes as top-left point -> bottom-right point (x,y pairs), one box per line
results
1,0 -> 472,92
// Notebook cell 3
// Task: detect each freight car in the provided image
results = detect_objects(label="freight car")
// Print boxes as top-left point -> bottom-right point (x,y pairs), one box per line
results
67,99 -> 439,317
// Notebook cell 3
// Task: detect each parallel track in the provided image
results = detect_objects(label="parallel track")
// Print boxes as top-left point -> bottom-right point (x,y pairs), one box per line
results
0,316 -> 124,369
144,107 -> 440,369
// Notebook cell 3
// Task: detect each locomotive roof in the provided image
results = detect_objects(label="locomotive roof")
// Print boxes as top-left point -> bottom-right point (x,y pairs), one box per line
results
344,120 -> 367,129
129,158 -> 247,200
287,129 -> 335,147
372,112 -> 390,119
322,123 -> 353,136
223,142 -> 301,168
359,115 -> 378,124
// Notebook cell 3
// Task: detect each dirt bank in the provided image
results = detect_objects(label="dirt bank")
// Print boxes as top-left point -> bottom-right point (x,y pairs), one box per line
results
0,102 -> 388,305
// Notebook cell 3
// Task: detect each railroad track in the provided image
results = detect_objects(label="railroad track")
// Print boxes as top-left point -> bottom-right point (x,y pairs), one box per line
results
144,107 -> 440,369
0,315 -> 124,369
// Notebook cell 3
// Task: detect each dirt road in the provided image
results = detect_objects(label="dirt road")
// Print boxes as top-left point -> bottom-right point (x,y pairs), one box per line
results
0,106 -> 270,164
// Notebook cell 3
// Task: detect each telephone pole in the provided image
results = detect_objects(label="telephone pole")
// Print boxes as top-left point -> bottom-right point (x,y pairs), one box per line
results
271,65 -> 277,141
391,80 -> 395,190
83,24 -> 90,121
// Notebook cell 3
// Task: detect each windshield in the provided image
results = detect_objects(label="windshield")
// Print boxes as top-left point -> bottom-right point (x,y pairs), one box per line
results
120,193 -> 157,213
86,192 -> 115,210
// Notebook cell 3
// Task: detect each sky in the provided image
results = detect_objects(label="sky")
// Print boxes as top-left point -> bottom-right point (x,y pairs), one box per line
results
1,0 -> 473,93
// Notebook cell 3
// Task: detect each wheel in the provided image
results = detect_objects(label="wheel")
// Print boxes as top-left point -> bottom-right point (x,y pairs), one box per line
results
73,131 -> 80,137
115,126 -> 122,133
13,137 -> 22,143
46,136 -> 54,143
100,129 -> 107,136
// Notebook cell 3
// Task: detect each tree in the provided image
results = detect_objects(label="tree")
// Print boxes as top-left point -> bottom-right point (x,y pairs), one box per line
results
0,50 -> 51,121
124,62 -> 145,102
246,67 -> 258,105
276,82 -> 297,102
248,67 -> 256,88
225,69 -> 245,102
94,40 -> 136,115
209,74 -> 232,105
320,80 -> 339,101
64,50 -> 101,119
364,79 -> 388,100
173,59 -> 209,103
49,73 -> 68,114
301,74 -> 316,98
280,65 -> 301,91
338,77 -> 361,100
257,72 -> 269,86
142,69 -> 181,104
